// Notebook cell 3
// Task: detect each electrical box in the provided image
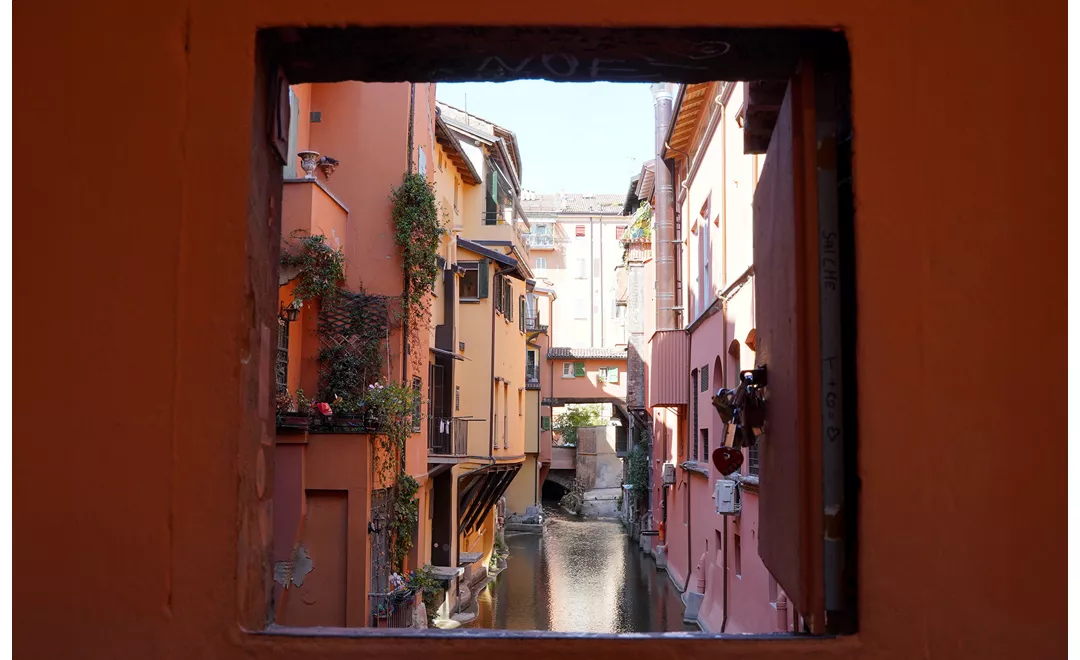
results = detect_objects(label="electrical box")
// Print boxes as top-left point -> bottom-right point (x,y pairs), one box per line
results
714,479 -> 741,516
662,462 -> 676,485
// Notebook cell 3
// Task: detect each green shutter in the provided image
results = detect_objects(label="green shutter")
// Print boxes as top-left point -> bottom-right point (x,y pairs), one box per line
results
574,362 -> 586,378
478,260 -> 489,298
541,416 -> 551,430
507,283 -> 514,321
519,297 -> 525,331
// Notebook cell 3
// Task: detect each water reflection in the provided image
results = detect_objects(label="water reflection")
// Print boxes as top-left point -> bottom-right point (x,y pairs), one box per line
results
468,512 -> 694,633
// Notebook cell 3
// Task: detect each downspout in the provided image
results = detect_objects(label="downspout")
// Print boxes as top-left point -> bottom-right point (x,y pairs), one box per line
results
651,83 -> 677,331
682,328 -> 693,593
402,82 -> 417,384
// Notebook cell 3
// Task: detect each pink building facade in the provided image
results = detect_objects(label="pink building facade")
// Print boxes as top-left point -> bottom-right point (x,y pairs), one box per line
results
633,81 -> 794,633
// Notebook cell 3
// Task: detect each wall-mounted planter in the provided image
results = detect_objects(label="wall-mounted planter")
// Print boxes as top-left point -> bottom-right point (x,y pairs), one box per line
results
276,413 -> 310,433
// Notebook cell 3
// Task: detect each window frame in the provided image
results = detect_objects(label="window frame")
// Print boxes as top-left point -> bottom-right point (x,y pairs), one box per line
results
459,261 -> 481,301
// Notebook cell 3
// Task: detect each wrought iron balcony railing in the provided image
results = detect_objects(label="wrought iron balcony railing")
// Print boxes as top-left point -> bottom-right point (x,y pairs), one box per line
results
428,417 -> 469,456
369,589 -> 417,628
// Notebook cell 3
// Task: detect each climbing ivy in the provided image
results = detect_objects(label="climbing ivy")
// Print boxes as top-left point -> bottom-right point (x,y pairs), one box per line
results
390,173 -> 444,357
389,472 -> 420,573
280,231 -> 347,304
626,442 -> 650,507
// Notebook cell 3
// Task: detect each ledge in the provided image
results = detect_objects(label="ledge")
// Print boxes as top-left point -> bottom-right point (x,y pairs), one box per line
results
284,177 -> 350,214
680,461 -> 710,477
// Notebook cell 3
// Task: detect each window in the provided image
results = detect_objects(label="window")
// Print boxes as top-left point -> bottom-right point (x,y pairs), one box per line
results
701,364 -> 710,391
282,88 -> 300,179
418,146 -> 427,176
573,298 -> 587,319
575,224 -> 585,237
599,367 -> 619,383
535,257 -> 547,274
411,376 -> 422,432
575,258 -> 587,279
453,178 -> 459,210
455,386 -> 460,411
616,225 -> 627,239
614,303 -> 627,320
748,441 -> 759,476
734,533 -> 742,578
502,383 -> 509,448
518,296 -> 525,332
691,370 -> 699,462
562,361 -> 585,378
541,415 -> 551,431
275,320 -> 290,392
701,428 -> 709,465
459,261 -> 486,301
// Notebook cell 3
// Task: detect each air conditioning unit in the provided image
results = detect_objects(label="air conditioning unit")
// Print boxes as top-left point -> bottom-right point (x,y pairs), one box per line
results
714,479 -> 741,516
661,462 -> 676,485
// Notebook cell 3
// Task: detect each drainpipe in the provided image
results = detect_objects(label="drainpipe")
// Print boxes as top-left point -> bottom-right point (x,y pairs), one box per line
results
651,83 -> 676,331
402,82 -> 417,384
682,328 -> 693,593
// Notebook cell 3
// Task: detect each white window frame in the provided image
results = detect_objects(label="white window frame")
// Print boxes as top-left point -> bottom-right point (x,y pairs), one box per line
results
535,257 -> 547,274
562,362 -> 575,379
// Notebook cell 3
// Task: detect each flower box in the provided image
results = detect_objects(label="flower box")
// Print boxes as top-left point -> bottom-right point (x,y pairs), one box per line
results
276,413 -> 310,433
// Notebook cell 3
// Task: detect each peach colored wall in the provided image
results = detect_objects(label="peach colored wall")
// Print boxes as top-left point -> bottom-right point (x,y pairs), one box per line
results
15,0 -> 1065,659
551,358 -> 628,399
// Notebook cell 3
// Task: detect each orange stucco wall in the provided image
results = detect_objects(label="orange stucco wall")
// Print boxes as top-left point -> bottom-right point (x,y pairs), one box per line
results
15,1 -> 1064,660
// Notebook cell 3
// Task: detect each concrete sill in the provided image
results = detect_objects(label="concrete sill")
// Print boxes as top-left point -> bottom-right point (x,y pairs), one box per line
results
680,461 -> 710,477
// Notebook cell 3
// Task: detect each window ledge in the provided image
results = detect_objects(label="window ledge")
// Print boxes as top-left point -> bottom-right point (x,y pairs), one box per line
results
740,474 -> 760,492
680,461 -> 710,477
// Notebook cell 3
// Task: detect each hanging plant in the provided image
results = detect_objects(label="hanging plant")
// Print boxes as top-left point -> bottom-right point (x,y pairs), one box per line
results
280,231 -> 347,304
390,173 -> 444,349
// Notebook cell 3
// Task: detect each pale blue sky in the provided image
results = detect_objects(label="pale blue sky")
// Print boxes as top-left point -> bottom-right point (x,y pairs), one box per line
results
437,81 -> 655,195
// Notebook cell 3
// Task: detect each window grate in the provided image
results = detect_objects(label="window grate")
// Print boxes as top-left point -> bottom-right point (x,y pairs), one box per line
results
276,321 -> 290,393
701,364 -> 710,391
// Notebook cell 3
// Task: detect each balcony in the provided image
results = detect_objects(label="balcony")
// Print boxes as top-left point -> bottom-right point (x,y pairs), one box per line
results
524,315 -> 547,333
526,363 -> 540,390
429,417 -> 469,456
527,233 -> 555,249
369,589 -> 417,628
647,329 -> 689,407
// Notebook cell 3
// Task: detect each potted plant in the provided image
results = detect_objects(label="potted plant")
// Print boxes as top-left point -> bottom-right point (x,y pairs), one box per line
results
276,389 -> 310,431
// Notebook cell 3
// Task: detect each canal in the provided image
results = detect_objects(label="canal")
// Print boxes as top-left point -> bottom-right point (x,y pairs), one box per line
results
467,511 -> 695,633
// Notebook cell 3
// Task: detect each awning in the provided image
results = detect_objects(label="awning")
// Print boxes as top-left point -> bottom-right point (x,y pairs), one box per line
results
430,346 -> 467,361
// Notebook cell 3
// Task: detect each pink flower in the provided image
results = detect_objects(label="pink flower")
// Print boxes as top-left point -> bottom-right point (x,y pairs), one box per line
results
315,402 -> 333,416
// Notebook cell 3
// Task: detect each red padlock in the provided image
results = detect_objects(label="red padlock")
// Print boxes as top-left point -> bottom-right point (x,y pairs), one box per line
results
712,445 -> 744,476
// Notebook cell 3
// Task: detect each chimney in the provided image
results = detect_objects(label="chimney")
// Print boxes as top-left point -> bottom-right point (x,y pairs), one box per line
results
651,83 -> 677,330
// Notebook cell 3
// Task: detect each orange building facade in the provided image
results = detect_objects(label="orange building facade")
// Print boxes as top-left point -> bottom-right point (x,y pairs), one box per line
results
15,6 -> 1065,660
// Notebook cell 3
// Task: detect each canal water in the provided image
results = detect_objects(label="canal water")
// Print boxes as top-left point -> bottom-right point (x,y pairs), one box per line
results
467,511 -> 695,633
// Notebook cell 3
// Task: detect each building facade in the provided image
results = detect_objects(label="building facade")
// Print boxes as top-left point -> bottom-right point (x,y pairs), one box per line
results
521,193 -> 629,349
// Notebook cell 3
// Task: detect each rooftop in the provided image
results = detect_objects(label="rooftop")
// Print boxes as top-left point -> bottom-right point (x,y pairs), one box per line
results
520,192 -> 626,216
546,347 -> 628,360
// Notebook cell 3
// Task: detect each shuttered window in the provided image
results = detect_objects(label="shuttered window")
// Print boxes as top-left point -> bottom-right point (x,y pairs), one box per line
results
573,362 -> 586,378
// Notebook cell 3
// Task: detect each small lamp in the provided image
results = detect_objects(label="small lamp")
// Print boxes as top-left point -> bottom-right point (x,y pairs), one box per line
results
280,301 -> 301,323
368,512 -> 384,535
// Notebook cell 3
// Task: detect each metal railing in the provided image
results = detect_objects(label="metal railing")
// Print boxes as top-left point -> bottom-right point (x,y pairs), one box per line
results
527,233 -> 555,248
369,590 -> 417,628
526,364 -> 540,388
524,315 -> 540,331
429,417 -> 468,456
